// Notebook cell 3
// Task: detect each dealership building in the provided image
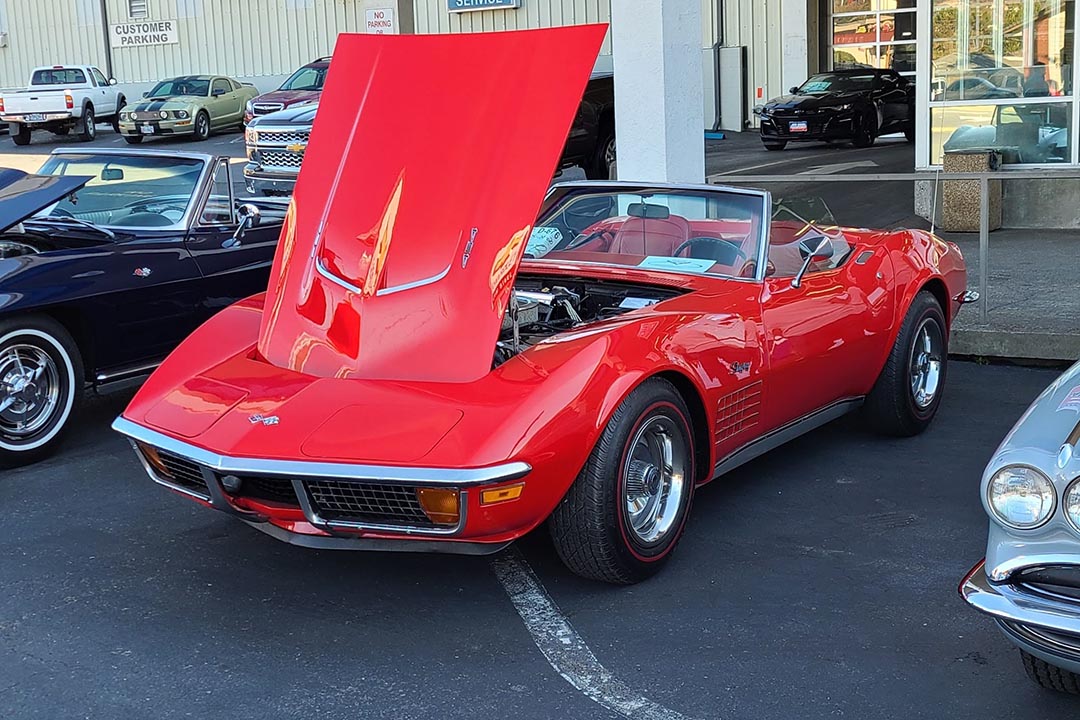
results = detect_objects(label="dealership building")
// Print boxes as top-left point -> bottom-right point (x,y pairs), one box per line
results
0,0 -> 1074,174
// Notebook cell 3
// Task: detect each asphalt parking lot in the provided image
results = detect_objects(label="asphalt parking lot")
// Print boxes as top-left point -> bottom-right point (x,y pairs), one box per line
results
1,361 -> 1076,719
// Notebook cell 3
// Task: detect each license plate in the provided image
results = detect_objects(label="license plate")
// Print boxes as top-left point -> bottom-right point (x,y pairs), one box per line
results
789,121 -> 808,133
26,113 -> 44,122
140,125 -> 155,135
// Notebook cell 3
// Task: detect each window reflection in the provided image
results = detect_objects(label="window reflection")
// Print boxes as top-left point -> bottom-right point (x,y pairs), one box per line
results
932,102 -> 1071,164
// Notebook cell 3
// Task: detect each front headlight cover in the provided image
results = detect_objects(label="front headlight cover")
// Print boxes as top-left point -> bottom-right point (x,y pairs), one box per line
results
1065,477 -> 1080,531
174,109 -> 190,119
987,465 -> 1056,529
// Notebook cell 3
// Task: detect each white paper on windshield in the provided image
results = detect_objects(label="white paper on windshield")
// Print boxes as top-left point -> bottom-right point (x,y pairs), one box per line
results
638,256 -> 715,273
525,226 -> 563,257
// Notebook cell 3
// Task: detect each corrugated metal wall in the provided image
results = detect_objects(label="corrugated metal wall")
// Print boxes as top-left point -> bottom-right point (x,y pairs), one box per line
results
0,0 -> 106,87
722,0 -> 785,120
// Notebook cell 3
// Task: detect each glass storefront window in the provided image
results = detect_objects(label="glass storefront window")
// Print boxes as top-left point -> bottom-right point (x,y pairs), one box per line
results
831,2 -> 916,76
931,101 -> 1072,164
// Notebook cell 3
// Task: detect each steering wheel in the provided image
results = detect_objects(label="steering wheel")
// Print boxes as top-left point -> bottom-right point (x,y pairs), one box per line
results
566,228 -> 616,251
673,237 -> 748,266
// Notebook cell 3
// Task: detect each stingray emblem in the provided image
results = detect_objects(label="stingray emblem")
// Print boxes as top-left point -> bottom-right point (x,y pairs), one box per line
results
461,227 -> 478,269
248,414 -> 279,426
133,267 -> 152,278
730,361 -> 752,375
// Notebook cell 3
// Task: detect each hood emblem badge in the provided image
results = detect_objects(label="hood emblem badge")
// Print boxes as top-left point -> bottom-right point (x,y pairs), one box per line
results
461,227 -> 477,269
133,267 -> 152,278
248,414 -> 279,426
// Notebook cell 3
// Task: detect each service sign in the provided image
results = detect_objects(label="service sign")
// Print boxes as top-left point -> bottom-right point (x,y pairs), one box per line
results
448,0 -> 520,12
110,21 -> 179,48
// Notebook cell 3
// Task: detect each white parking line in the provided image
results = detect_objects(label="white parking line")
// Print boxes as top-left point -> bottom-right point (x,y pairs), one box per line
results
491,547 -> 700,720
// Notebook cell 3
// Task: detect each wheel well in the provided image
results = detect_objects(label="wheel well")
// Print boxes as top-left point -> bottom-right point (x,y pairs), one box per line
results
920,277 -> 950,325
654,370 -> 711,484
39,307 -> 93,375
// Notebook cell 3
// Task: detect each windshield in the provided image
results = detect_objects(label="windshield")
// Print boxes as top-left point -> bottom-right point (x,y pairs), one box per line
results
279,66 -> 327,91
798,73 -> 876,94
528,189 -> 766,279
33,154 -> 206,229
147,78 -> 210,97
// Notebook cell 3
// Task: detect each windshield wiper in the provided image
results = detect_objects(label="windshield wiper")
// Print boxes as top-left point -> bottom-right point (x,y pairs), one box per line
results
27,215 -> 116,240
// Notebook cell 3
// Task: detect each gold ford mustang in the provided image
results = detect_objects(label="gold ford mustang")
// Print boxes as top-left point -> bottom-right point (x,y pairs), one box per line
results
118,75 -> 258,143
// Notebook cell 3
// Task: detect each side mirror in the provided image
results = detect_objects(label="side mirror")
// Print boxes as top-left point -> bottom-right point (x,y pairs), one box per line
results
789,86 -> 800,94
109,78 -> 117,86
213,88 -> 226,97
223,203 -> 261,248
791,234 -> 833,289
141,91 -> 149,98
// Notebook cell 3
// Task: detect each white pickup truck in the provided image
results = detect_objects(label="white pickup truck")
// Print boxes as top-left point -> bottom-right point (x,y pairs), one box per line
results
0,65 -> 126,145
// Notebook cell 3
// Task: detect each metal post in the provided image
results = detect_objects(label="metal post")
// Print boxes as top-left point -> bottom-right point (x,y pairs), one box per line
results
979,175 -> 990,324
97,0 -> 114,80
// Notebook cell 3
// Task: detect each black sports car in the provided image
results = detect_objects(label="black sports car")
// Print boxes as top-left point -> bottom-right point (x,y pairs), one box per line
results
0,149 -> 286,467
755,69 -> 914,151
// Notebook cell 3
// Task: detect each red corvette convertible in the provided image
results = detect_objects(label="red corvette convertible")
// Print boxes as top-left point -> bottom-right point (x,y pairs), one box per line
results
113,27 -> 972,583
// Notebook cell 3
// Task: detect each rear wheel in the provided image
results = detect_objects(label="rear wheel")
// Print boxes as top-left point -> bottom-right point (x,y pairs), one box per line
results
763,140 -> 786,151
549,378 -> 695,584
1021,651 -> 1080,694
863,291 -> 947,436
12,125 -> 30,146
0,316 -> 83,469
78,105 -> 96,141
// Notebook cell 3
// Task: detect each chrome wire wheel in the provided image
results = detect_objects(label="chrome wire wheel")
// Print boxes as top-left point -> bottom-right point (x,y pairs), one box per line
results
909,317 -> 944,410
603,137 -> 617,179
622,415 -> 688,547
0,343 -> 61,440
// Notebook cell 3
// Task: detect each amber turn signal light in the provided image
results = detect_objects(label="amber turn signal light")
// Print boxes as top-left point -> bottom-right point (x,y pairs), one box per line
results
480,483 -> 525,506
136,441 -> 172,479
415,488 -> 460,526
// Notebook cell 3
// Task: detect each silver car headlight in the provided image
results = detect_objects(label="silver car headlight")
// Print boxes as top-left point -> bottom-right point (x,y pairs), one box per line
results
1065,478 -> 1080,531
159,110 -> 169,119
174,110 -> 189,119
987,465 -> 1056,529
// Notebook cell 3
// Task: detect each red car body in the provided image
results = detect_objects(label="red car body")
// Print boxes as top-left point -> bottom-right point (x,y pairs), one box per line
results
114,28 -> 970,568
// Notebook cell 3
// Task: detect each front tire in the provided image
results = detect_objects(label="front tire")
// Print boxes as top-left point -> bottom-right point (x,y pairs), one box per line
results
123,135 -> 144,144
863,290 -> 947,436
0,316 -> 83,468
78,105 -> 96,141
112,98 -> 126,133
1021,651 -> 1080,694
12,125 -> 30,146
549,378 -> 696,584
193,111 -> 210,141
852,109 -> 877,148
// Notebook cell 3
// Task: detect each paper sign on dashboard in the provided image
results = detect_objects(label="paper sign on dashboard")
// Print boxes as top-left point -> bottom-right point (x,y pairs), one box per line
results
638,256 -> 715,273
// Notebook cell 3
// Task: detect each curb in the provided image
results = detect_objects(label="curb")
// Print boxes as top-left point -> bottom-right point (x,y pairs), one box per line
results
951,328 -> 1080,362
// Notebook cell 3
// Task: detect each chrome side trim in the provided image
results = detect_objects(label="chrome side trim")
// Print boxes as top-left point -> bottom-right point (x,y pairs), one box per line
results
712,397 -> 863,478
962,564 -> 1080,636
96,361 -> 160,383
113,416 -> 532,487
987,554 -> 1080,583
375,262 -> 453,297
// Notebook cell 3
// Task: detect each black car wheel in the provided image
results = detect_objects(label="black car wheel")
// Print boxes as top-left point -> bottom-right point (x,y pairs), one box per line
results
123,135 -> 144,144
193,111 -> 210,141
112,98 -> 126,133
586,125 -> 616,180
763,140 -> 787,151
904,121 -> 915,142
12,125 -> 31,146
0,316 -> 83,469
852,109 -> 876,148
549,377 -> 696,584
863,291 -> 947,436
78,105 -> 96,141
1021,651 -> 1080,694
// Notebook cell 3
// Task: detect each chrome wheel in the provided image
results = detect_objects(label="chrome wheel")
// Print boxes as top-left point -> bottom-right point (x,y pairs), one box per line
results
622,415 -> 688,546
909,318 -> 943,409
603,137 -> 617,180
0,343 -> 60,439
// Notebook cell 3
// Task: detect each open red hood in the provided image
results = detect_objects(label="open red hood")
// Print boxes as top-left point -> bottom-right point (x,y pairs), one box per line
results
257,27 -> 608,382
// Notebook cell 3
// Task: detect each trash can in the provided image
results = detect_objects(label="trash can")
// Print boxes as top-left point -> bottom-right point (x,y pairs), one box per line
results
941,148 -> 1002,233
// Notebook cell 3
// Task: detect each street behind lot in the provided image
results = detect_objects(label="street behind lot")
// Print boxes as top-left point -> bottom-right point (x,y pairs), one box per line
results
1,361 -> 1075,720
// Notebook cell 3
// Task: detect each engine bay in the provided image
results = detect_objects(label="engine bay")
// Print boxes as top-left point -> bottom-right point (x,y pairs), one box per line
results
0,228 -> 110,259
493,274 -> 687,367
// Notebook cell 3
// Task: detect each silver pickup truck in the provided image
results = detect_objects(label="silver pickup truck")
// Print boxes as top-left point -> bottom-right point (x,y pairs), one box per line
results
0,65 -> 126,145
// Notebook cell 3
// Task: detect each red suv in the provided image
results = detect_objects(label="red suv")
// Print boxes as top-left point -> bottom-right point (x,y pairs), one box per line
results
244,57 -> 329,125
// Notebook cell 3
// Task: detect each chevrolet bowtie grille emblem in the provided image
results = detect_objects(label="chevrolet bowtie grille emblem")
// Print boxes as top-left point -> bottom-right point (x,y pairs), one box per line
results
285,143 -> 307,154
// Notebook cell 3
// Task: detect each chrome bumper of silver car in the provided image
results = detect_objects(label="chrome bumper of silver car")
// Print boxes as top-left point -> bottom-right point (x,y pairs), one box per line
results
962,561 -> 1080,638
112,416 -> 530,540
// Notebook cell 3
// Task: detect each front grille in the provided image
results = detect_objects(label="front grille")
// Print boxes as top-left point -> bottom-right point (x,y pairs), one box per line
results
133,111 -> 167,121
255,128 -> 309,145
252,102 -> 284,116
232,475 -> 300,505
157,450 -> 209,494
258,150 -> 303,169
306,480 -> 435,527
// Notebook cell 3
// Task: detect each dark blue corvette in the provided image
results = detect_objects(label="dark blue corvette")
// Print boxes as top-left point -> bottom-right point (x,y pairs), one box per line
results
0,149 -> 286,467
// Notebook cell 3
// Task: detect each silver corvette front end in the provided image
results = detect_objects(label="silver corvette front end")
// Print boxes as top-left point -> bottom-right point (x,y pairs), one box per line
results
962,359 -> 1080,679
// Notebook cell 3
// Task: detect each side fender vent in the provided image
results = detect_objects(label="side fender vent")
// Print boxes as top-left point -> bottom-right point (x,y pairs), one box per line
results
716,380 -> 762,443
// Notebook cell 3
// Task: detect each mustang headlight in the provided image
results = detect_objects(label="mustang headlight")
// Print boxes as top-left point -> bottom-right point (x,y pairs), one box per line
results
158,110 -> 169,119
1065,478 -> 1080,531
988,465 -> 1056,529
173,109 -> 190,119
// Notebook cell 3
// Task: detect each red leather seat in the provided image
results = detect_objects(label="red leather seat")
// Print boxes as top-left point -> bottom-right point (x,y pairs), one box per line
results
607,214 -> 691,257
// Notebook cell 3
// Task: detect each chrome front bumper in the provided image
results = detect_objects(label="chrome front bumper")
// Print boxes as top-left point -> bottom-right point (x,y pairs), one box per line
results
962,560 -> 1080,672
